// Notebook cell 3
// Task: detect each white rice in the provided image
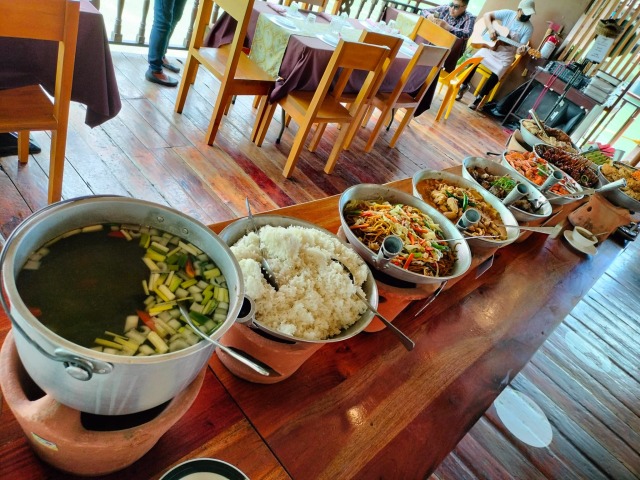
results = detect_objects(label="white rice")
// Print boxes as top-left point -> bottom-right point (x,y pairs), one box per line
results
230,225 -> 369,340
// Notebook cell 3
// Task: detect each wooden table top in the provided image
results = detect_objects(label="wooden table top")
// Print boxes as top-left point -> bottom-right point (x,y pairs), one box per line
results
0,178 -> 624,479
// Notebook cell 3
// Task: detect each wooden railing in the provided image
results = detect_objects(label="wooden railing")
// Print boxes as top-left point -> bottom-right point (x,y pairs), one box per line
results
101,0 -> 436,49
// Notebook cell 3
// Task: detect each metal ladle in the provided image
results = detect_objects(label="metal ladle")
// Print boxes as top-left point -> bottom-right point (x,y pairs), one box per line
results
177,303 -> 276,377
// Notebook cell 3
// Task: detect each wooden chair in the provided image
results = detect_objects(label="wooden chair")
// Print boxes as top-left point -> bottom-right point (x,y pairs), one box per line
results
0,0 -> 80,204
410,16 -> 457,50
355,44 -> 450,152
253,40 -> 389,178
435,57 -> 483,121
174,0 -> 274,146
283,0 -> 341,15
311,31 -> 403,152
472,54 -> 523,102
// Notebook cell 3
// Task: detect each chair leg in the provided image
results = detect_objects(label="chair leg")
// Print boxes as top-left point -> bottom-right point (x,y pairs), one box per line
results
343,103 -> 369,151
47,129 -> 67,204
206,91 -> 231,145
283,121 -> 314,178
255,101 -> 278,147
251,96 -> 267,143
276,108 -> 287,144
386,108 -> 396,131
361,105 -> 374,127
17,132 -> 30,164
175,54 -> 199,113
224,96 -> 232,116
389,108 -> 414,148
445,88 -> 458,119
324,123 -> 350,174
309,124 -> 326,152
435,89 -> 453,122
252,95 -> 261,109
364,106 -> 391,153
474,77 -> 487,97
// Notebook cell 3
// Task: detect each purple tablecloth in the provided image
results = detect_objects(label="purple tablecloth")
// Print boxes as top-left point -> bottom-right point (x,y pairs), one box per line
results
0,0 -> 121,128
206,2 -> 430,103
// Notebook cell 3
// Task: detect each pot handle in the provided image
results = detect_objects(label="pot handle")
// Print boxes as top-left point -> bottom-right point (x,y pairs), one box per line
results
3,310 -> 113,381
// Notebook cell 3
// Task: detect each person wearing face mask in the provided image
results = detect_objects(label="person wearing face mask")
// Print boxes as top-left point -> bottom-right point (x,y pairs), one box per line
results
422,0 -> 476,41
457,0 -> 536,111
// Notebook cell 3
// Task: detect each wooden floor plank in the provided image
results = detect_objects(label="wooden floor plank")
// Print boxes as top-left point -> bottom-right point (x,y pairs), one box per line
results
510,374 -> 637,480
543,322 -> 640,417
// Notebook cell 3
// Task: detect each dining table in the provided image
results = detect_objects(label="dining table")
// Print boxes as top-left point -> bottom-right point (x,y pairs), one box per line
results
205,1 -> 433,104
0,170 -> 626,479
0,0 -> 121,129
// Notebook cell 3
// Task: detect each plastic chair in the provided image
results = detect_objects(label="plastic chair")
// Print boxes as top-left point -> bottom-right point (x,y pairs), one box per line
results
473,54 -> 523,102
174,0 -> 274,146
435,57 -> 483,121
357,44 -> 450,151
0,0 -> 80,204
253,40 -> 390,178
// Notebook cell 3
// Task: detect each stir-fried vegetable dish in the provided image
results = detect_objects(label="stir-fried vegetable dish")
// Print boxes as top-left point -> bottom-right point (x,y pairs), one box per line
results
344,200 -> 458,277
416,179 -> 507,240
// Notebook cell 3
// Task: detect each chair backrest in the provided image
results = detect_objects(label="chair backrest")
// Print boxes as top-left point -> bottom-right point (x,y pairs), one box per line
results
391,44 -> 450,104
191,0 -> 254,78
0,0 -> 80,118
441,56 -> 483,85
357,30 -> 403,96
411,17 -> 457,50
307,40 -> 390,121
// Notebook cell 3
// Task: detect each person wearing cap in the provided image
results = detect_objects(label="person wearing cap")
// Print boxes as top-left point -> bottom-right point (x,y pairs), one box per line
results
457,0 -> 536,111
421,0 -> 476,41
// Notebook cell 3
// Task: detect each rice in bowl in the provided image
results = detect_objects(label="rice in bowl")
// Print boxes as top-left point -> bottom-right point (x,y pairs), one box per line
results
231,225 -> 369,341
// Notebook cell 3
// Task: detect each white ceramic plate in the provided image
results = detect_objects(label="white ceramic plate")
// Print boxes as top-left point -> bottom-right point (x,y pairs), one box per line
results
563,230 -> 597,255
160,458 -> 248,480
317,33 -> 339,47
271,16 -> 298,31
399,43 -> 417,56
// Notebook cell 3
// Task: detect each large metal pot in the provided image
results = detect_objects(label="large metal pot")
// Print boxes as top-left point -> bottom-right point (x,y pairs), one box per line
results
0,196 -> 244,415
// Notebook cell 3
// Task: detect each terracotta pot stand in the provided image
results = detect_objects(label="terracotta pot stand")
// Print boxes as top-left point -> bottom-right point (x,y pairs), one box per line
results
0,331 -> 206,476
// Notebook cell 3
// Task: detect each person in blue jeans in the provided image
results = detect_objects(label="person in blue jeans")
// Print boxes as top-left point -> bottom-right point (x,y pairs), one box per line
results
146,0 -> 189,87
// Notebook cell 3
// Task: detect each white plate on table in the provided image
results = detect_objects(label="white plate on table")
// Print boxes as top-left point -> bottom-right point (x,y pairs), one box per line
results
271,16 -> 299,31
399,43 -> 417,56
563,230 -> 597,255
317,33 -> 339,47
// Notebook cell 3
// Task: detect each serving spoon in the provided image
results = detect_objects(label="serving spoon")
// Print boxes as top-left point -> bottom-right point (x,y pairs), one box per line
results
245,198 -> 279,291
333,258 -> 415,351
177,303 -> 277,377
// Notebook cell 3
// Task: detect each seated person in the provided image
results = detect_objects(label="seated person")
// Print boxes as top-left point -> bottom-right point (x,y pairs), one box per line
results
421,0 -> 475,41
457,0 -> 536,111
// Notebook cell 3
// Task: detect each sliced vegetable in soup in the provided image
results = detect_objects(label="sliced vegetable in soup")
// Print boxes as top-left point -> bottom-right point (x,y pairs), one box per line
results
17,224 -> 229,356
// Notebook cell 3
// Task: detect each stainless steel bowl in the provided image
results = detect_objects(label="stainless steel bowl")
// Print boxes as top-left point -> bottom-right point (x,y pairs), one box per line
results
412,170 -> 519,249
462,156 -> 552,223
219,215 -> 377,343
501,150 -> 584,206
519,119 -> 578,152
597,162 -> 640,212
338,184 -> 472,284
0,196 -> 244,415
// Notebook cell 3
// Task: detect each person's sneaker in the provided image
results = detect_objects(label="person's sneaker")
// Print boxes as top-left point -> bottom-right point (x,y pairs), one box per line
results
145,68 -> 178,87
456,83 -> 469,101
468,95 -> 482,111
162,57 -> 181,73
